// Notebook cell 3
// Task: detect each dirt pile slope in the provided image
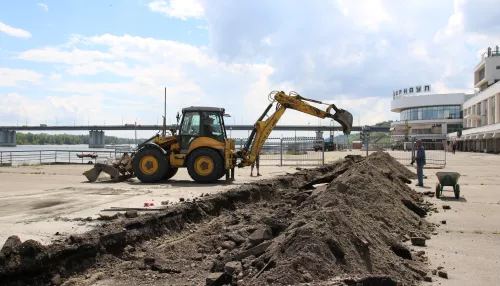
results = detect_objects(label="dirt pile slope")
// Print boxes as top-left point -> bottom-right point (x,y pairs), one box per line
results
0,151 -> 434,286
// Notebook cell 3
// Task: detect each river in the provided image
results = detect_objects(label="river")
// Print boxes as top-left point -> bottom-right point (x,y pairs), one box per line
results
0,144 -> 137,152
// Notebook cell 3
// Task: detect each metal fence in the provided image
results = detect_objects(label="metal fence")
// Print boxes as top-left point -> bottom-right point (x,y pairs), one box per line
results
1,137 -> 325,167
231,137 -> 324,166
0,149 -> 128,167
371,138 -> 447,167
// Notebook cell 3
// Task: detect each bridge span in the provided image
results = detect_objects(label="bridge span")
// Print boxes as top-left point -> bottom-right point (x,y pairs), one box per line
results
0,125 -> 389,147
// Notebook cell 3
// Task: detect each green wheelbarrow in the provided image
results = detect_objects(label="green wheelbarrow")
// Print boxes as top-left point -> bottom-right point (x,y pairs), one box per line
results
435,172 -> 461,199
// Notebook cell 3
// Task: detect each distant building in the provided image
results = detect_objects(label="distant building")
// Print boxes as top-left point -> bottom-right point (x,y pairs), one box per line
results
390,91 -> 473,142
449,46 -> 500,153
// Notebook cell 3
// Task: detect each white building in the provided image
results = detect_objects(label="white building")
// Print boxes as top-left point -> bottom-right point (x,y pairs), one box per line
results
390,92 -> 472,141
449,46 -> 500,153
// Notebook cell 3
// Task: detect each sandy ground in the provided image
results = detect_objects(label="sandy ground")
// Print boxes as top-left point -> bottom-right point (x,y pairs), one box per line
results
0,151 -> 354,245
409,152 -> 500,286
0,150 -> 499,285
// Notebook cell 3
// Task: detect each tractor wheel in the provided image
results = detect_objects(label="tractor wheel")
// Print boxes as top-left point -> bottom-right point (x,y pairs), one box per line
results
454,184 -> 460,199
187,148 -> 224,183
435,184 -> 441,198
133,147 -> 167,183
163,167 -> 178,181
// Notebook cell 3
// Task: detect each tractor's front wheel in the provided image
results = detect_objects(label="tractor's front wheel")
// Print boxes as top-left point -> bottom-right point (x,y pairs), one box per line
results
132,147 -> 167,183
187,148 -> 223,183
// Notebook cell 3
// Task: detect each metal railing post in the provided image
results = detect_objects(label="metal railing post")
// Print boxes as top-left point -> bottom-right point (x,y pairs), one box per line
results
10,152 -> 12,165
280,138 -> 283,167
68,151 -> 70,163
55,151 -> 57,163
322,138 -> 325,166
40,151 -> 42,164
0,152 -> 2,166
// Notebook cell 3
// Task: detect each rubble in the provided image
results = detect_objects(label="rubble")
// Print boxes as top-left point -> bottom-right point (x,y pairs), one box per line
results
411,237 -> 427,246
0,151 -> 433,286
438,270 -> 449,279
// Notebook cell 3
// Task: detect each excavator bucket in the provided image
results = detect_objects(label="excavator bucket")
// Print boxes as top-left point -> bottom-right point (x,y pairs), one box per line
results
334,109 -> 353,135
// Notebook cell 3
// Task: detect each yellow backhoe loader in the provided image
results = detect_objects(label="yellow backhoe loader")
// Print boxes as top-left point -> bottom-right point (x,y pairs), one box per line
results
83,91 -> 353,184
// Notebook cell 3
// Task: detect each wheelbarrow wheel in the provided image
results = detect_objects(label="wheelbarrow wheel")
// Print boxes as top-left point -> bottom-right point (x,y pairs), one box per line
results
435,183 -> 441,198
454,184 -> 460,199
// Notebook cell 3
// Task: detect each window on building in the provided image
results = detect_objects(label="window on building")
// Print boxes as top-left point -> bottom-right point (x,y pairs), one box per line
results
400,105 -> 462,121
447,124 -> 462,134
496,66 -> 500,70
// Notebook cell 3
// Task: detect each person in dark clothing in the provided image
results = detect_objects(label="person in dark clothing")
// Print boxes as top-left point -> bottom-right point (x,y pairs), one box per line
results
452,140 -> 456,154
411,140 -> 426,187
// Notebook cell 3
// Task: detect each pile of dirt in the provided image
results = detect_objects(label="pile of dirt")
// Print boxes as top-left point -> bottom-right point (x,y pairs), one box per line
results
0,151 -> 435,286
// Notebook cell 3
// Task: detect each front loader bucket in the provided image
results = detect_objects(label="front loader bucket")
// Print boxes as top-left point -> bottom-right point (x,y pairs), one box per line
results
334,109 -> 353,135
83,165 -> 103,182
83,163 -> 123,182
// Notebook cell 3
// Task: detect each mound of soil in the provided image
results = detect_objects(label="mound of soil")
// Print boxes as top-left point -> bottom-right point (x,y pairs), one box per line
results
0,151 -> 434,286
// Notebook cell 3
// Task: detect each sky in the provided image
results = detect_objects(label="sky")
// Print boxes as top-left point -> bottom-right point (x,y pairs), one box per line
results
1,0 -> 500,139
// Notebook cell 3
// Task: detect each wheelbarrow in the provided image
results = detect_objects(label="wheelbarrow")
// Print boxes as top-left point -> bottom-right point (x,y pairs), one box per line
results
435,172 -> 461,199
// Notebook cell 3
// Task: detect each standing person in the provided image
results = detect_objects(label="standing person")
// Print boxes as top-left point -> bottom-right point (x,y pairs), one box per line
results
250,153 -> 261,177
452,140 -> 457,154
412,140 -> 426,187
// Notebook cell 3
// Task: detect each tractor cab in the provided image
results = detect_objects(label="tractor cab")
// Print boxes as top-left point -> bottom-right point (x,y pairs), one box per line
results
178,106 -> 228,152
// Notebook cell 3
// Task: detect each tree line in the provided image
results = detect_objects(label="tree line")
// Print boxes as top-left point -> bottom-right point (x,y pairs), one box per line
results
16,133 -> 146,145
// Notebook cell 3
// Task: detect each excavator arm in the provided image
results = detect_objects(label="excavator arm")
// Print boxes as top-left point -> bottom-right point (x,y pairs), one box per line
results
235,91 -> 353,167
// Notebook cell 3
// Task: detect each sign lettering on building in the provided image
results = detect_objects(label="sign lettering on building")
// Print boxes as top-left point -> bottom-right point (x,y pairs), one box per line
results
393,85 -> 431,99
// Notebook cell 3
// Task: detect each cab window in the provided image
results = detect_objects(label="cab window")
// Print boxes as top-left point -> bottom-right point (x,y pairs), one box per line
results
181,113 -> 200,135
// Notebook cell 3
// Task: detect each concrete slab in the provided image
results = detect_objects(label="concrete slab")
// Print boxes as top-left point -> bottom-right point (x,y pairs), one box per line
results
411,151 -> 500,286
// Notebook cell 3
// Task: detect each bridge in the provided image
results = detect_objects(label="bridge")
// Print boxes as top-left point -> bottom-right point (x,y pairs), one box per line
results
0,125 -> 390,147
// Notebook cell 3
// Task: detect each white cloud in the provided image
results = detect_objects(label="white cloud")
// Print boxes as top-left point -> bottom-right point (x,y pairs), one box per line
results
37,3 -> 49,11
0,68 -> 43,86
7,1 -> 500,135
0,21 -> 32,38
148,0 -> 204,20
434,0 -> 465,43
18,47 -> 115,64
333,0 -> 393,31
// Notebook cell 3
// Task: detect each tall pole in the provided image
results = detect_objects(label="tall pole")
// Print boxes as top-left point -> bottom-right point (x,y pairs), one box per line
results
163,87 -> 167,137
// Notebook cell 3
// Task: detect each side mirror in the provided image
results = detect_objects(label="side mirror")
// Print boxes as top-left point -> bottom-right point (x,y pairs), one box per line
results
176,112 -> 180,124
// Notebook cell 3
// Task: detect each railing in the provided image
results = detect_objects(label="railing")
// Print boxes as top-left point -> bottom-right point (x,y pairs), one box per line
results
0,149 -> 130,167
230,137 -> 324,166
0,137 -> 326,167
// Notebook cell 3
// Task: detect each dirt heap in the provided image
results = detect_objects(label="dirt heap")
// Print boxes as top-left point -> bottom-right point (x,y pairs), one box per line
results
0,151 -> 434,286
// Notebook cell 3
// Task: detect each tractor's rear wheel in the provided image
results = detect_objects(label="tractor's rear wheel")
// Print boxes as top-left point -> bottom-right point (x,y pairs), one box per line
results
187,148 -> 223,183
132,147 -> 167,183
163,167 -> 178,180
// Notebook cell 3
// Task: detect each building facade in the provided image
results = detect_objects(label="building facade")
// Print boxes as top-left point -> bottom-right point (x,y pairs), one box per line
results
390,92 -> 472,141
449,46 -> 500,153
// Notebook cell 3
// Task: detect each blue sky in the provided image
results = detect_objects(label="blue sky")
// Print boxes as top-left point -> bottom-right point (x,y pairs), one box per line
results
1,0 -> 499,138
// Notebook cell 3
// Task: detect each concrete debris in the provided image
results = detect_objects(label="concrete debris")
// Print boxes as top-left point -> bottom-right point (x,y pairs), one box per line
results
248,227 -> 272,245
438,270 -> 448,279
221,241 -> 236,250
224,261 -> 242,275
124,211 -> 138,218
443,205 -> 451,210
410,237 -> 427,247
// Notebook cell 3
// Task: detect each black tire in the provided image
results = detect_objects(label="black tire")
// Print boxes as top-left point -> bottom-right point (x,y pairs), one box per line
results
187,148 -> 224,183
454,184 -> 460,199
132,147 -> 167,183
163,167 -> 178,180
435,184 -> 441,198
